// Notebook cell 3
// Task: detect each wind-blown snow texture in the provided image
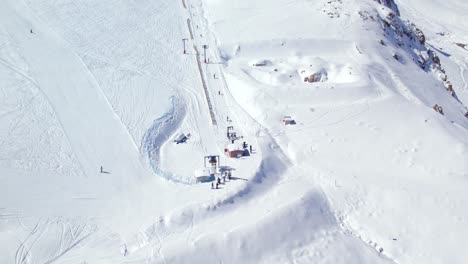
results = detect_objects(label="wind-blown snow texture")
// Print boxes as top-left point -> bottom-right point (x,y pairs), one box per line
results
1,0 -> 467,263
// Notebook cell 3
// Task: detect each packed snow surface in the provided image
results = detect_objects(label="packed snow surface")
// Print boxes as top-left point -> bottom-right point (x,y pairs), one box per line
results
1,0 -> 467,263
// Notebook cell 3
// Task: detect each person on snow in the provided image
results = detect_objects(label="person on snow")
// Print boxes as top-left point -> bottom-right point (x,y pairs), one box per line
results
211,182 -> 214,189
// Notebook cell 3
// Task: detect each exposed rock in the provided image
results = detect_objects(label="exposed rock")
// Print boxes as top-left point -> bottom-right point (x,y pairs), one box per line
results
386,12 -> 395,21
304,71 -> 328,83
433,104 -> 444,115
444,81 -> 455,96
455,43 -> 468,51
383,20 -> 390,28
374,0 -> 400,16
414,28 -> 425,44
374,0 -> 460,102
445,81 -> 452,90
252,59 -> 272,67
439,72 -> 447,82
358,10 -> 375,21
432,54 -> 440,65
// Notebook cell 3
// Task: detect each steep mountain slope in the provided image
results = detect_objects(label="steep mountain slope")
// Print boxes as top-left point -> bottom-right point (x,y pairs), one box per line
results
395,0 -> 468,105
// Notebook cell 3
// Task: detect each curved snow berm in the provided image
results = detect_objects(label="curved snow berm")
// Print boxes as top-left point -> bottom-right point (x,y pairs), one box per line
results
142,96 -> 190,184
214,134 -> 290,208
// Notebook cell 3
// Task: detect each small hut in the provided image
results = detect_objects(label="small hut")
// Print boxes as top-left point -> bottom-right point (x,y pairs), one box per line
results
224,144 -> 245,158
282,116 -> 296,125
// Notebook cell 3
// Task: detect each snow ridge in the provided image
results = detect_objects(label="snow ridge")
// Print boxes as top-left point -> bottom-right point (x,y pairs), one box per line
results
371,0 -> 467,112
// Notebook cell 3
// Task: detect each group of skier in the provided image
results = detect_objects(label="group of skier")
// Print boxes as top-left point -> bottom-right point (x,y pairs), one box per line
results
211,171 -> 232,189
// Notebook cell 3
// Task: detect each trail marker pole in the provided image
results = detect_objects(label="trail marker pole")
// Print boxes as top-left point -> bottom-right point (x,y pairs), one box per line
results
182,38 -> 188,54
203,44 -> 209,63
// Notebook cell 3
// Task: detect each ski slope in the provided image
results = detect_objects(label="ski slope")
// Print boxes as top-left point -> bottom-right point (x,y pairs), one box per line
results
1,0 -> 467,263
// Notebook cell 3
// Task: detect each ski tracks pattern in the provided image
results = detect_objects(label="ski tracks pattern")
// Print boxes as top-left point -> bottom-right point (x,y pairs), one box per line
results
14,218 -> 96,264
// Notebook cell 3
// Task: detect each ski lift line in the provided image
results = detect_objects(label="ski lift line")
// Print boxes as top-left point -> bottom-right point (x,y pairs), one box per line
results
187,19 -> 194,40
193,45 -> 217,125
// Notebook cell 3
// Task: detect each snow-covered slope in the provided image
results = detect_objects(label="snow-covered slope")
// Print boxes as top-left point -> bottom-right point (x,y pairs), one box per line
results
201,0 -> 468,263
1,0 -> 467,263
395,0 -> 468,105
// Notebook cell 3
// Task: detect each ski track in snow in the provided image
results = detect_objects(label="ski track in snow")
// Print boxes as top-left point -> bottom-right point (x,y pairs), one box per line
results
142,96 -> 190,184
14,218 -> 96,264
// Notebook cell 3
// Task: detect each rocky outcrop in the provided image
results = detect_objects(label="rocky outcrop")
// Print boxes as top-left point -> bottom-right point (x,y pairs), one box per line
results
414,28 -> 425,45
369,0 -> 462,102
304,71 -> 328,83
433,104 -> 444,115
455,43 -> 468,51
374,0 -> 400,16
365,0 -> 467,117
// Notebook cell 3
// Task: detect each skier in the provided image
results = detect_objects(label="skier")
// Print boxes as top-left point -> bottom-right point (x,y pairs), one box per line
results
228,171 -> 232,180
211,182 -> 214,189
218,90 -> 220,95
217,177 -> 221,185
223,175 -> 226,183
216,183 -> 219,189
100,166 -> 103,173
250,145 -> 253,153
30,29 -> 33,34
122,244 -> 128,256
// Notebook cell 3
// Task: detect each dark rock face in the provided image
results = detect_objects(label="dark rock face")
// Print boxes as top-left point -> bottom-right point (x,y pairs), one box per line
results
432,54 -> 440,65
369,0 -> 465,109
455,43 -> 468,50
414,28 -> 425,44
374,0 -> 400,16
433,104 -> 444,115
304,71 -> 327,83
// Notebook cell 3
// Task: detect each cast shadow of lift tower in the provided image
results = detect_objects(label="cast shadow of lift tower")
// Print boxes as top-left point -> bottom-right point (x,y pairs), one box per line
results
196,155 -> 220,183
